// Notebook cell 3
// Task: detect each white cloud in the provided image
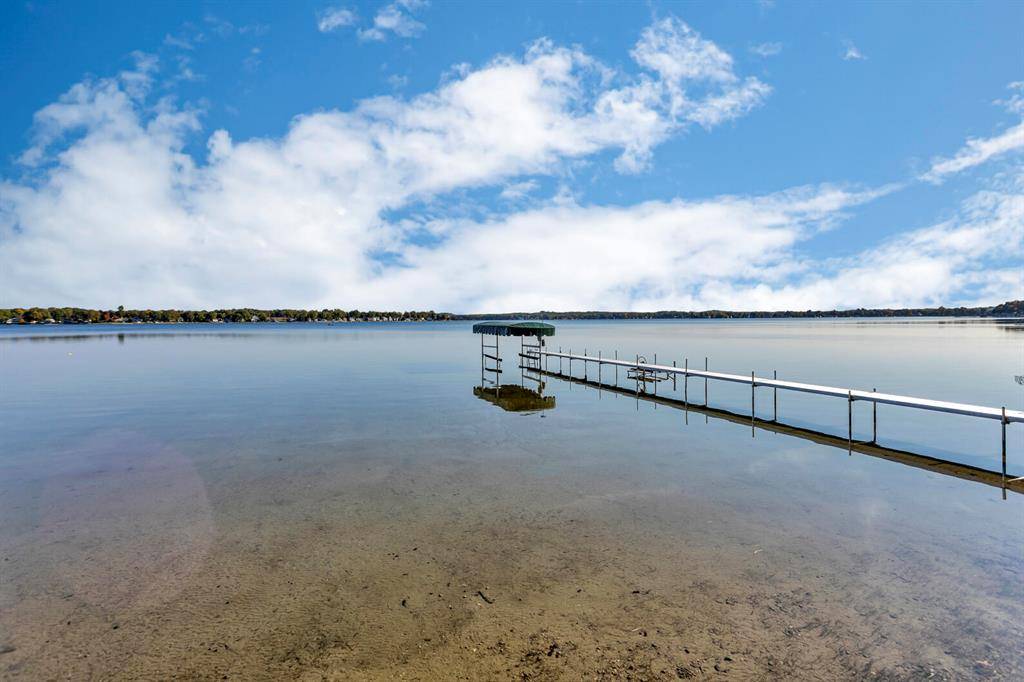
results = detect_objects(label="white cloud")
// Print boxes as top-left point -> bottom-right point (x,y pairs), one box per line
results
362,185 -> 892,312
842,40 -> 866,61
317,6 -> 358,33
358,0 -> 426,42
499,180 -> 538,201
919,82 -> 1024,184
163,33 -> 196,50
686,180 -> 1024,311
921,121 -> 1024,184
995,81 -> 1024,116
749,42 -> 782,58
243,48 -> 262,73
1,18 -> 1017,313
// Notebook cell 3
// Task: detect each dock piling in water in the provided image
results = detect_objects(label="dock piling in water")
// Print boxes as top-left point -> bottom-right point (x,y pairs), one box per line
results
872,388 -> 877,443
751,371 -> 756,437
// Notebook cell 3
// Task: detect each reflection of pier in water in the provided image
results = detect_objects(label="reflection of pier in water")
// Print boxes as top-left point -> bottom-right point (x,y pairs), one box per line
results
468,321 -> 1019,497
470,321 -> 1022,497
542,366 -> 1024,497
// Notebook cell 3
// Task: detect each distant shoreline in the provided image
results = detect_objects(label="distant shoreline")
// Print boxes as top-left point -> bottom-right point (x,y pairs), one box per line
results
3,300 -> 1021,325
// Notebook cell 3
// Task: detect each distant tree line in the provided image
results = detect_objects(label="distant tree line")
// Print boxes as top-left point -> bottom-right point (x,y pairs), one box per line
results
451,300 -> 1024,320
2,300 -> 1020,324
1,307 -> 451,324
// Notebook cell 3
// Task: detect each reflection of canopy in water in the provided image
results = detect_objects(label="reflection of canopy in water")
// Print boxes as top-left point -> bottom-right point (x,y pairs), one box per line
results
474,385 -> 555,412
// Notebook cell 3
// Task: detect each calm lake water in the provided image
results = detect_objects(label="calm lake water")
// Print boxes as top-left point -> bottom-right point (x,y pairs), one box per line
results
1,319 -> 1021,680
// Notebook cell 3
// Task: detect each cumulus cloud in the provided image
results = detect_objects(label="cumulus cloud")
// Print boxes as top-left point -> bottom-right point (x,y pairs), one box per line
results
361,185 -> 894,312
359,0 -> 426,42
684,179 -> 1024,311
317,6 -> 357,33
0,18 -> 1017,312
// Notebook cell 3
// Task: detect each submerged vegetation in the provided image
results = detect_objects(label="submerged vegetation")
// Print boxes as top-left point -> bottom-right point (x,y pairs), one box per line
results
1,300 -> 1021,324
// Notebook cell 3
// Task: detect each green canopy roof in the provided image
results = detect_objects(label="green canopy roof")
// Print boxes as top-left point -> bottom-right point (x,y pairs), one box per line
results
471,321 -> 555,337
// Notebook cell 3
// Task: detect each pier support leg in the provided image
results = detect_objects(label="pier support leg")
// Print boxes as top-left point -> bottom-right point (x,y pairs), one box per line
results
872,389 -> 877,444
848,390 -> 853,455
1003,407 -> 1008,499
751,371 -> 755,437
704,357 -> 709,424
684,358 -> 689,406
704,357 -> 708,406
635,354 -> 640,408
684,358 -> 689,425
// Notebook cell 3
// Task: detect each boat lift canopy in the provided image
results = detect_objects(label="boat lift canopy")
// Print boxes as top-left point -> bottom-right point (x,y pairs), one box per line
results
471,321 -> 555,338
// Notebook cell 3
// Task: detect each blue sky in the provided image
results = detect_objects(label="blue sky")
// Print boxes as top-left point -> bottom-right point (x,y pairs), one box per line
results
1,0 -> 1021,311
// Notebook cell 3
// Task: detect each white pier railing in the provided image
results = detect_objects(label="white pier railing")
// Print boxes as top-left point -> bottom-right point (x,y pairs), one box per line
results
537,348 -> 1020,490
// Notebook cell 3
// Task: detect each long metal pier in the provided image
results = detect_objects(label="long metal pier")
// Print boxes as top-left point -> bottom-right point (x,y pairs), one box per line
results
541,366 -> 1024,496
536,348 -> 1021,496
541,350 -> 1024,424
528,348 -> 1024,497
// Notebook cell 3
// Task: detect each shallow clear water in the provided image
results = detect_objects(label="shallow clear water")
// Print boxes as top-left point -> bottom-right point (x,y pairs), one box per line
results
1,319 -> 1021,679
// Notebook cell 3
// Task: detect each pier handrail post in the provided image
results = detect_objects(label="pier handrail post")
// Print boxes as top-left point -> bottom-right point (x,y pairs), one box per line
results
653,353 -> 658,397
584,348 -> 588,381
598,350 -> 602,385
614,350 -> 618,386
672,360 -> 677,391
